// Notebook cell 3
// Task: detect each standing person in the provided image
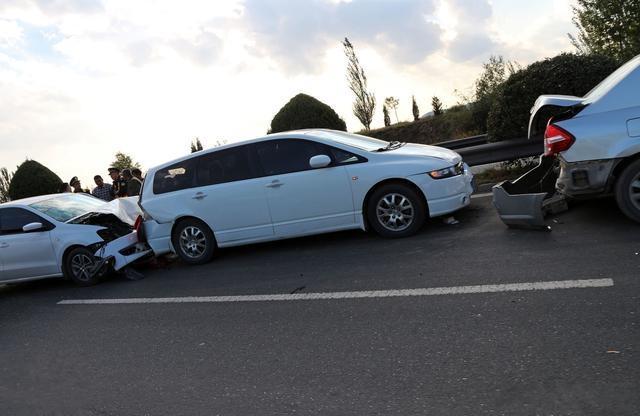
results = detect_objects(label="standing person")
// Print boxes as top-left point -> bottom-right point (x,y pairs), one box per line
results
59,182 -> 72,193
92,175 -> 113,201
108,167 -> 128,198
132,168 -> 144,182
123,168 -> 143,197
70,177 -> 89,194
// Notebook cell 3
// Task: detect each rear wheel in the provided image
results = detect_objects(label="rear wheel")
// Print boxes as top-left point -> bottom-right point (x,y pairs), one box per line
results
172,218 -> 216,265
64,247 -> 102,286
615,159 -> 640,223
367,183 -> 427,238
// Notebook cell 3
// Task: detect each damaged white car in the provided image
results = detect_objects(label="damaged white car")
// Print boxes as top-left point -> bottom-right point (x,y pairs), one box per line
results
0,193 -> 151,286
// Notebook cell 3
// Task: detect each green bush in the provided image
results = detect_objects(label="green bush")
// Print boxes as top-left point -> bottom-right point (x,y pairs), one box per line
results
8,160 -> 62,201
270,93 -> 347,133
487,53 -> 619,141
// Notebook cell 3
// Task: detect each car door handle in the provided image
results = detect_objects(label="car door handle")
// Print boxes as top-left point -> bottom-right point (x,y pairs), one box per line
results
265,180 -> 283,188
192,192 -> 208,200
0,242 -> 8,248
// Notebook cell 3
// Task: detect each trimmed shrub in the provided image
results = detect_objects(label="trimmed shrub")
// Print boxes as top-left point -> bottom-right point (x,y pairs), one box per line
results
487,53 -> 619,141
270,93 -> 347,133
8,160 -> 62,201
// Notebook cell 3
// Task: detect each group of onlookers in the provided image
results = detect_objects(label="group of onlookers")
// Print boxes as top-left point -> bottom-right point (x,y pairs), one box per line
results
59,167 -> 144,202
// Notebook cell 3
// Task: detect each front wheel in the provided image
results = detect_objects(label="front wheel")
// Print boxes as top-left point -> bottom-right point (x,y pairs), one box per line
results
172,218 -> 216,265
615,159 -> 640,223
367,183 -> 427,238
64,247 -> 102,286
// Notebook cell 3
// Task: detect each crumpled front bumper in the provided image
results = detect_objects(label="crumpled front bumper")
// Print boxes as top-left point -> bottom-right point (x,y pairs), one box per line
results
93,231 -> 152,271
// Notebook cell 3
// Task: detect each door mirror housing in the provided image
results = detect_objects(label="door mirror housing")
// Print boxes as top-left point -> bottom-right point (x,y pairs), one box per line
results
309,155 -> 331,169
22,222 -> 44,233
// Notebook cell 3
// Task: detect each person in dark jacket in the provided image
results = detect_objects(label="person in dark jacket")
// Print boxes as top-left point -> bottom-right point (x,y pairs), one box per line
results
108,167 -> 128,198
69,177 -> 90,194
122,169 -> 142,197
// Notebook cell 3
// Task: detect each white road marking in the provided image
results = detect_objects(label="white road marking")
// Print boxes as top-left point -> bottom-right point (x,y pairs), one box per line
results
471,192 -> 493,199
57,278 -> 613,305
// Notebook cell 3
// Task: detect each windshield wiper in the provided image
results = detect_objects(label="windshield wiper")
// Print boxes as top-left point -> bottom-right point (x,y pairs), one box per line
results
375,141 -> 405,152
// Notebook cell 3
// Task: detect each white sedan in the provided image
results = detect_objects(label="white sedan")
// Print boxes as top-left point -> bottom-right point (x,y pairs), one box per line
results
0,194 -> 151,286
141,129 -> 474,264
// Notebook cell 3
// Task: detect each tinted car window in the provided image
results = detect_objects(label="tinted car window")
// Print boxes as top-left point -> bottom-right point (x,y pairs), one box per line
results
255,139 -> 324,176
196,146 -> 255,186
153,158 -> 197,194
0,208 -> 49,235
327,146 -> 365,165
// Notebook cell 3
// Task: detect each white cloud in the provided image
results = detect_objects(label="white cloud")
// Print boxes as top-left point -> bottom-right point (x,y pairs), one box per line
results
0,0 -> 577,187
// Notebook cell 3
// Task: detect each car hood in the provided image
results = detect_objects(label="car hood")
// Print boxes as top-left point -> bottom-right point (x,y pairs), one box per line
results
90,197 -> 142,226
528,95 -> 585,138
66,197 -> 142,241
383,143 -> 461,164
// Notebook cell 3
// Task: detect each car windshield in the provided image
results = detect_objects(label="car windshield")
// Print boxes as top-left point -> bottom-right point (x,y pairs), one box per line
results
313,130 -> 390,151
583,55 -> 640,103
29,194 -> 106,222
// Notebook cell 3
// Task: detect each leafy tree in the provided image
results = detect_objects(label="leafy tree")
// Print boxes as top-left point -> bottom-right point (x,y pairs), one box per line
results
270,93 -> 347,133
432,96 -> 444,116
412,96 -> 420,121
487,53 -> 619,141
191,138 -> 204,153
343,37 -> 376,131
569,0 -> 640,62
469,55 -> 520,132
384,97 -> 400,123
0,167 -> 13,203
111,152 -> 141,171
8,160 -> 62,200
383,105 -> 391,127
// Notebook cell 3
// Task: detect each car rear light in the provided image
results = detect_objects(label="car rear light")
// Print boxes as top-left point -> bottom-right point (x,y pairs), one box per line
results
544,122 -> 575,156
133,215 -> 147,244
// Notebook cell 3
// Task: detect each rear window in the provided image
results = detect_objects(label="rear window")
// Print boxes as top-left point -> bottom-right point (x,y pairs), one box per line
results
153,158 -> 197,194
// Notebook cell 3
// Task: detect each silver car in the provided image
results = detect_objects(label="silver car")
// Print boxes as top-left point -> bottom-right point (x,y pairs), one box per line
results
528,54 -> 640,222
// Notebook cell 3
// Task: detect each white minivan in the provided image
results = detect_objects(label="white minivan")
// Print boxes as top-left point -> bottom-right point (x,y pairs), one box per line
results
140,130 -> 474,264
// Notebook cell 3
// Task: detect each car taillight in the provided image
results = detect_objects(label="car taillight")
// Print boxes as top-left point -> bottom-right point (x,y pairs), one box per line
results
133,215 -> 147,243
544,122 -> 575,156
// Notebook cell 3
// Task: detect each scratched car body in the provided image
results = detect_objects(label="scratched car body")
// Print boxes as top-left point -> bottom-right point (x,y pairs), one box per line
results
0,193 -> 151,286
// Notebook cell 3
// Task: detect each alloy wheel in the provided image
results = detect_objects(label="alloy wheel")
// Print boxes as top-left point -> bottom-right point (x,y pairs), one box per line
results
179,226 -> 207,259
376,193 -> 415,232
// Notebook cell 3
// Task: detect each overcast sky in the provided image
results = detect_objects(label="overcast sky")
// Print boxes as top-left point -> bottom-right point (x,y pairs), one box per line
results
0,0 -> 576,187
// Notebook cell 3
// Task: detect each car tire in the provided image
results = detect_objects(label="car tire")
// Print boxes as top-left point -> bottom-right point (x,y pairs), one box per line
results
172,218 -> 216,265
615,159 -> 640,223
367,183 -> 427,238
63,247 -> 102,286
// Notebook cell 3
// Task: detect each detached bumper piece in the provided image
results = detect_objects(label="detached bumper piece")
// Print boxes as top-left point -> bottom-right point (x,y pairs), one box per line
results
492,156 -> 568,230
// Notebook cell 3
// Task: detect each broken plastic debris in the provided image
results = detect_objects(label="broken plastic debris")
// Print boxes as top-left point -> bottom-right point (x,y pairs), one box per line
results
442,216 -> 459,225
606,349 -> 621,354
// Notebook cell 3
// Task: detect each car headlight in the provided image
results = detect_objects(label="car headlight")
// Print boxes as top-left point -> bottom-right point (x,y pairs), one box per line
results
428,162 -> 464,179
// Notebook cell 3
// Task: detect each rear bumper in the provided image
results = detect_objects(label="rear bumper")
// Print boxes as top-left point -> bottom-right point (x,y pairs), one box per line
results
556,157 -> 618,198
143,219 -> 173,255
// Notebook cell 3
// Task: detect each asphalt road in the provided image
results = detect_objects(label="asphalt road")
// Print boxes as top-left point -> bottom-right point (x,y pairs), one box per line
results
1,195 -> 638,415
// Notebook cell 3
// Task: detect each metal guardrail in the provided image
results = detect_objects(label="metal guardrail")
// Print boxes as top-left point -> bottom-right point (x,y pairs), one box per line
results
437,135 -> 544,166
436,134 -> 488,150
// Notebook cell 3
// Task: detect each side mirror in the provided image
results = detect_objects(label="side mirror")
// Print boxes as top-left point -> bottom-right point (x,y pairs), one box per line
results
309,155 -> 331,169
23,222 -> 44,233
